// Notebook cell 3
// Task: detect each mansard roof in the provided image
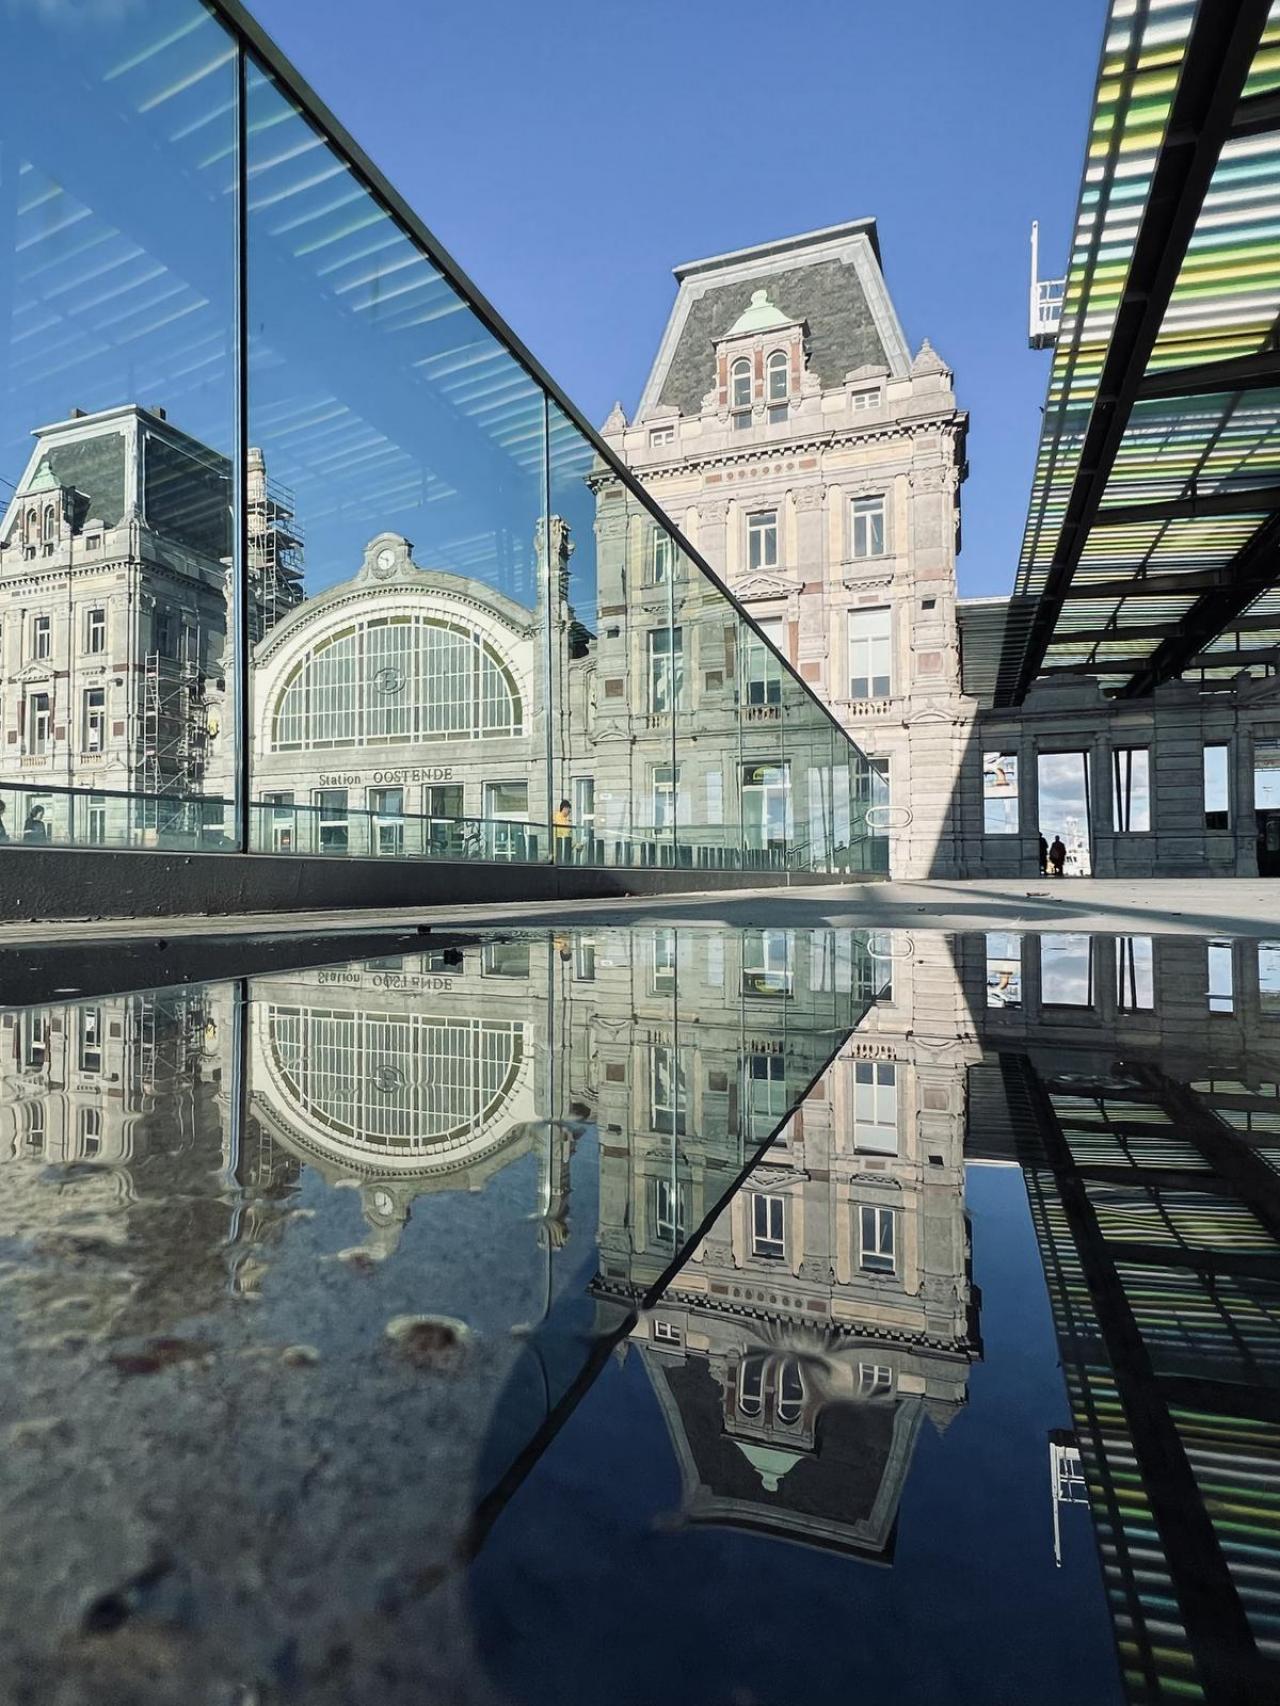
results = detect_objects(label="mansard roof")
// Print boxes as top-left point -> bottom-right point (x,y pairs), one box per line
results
637,220 -> 912,420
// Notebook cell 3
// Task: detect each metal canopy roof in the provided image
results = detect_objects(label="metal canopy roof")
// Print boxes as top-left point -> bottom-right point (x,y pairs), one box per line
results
999,0 -> 1280,707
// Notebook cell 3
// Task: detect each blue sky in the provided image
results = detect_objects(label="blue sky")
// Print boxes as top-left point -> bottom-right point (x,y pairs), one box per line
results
249,0 -> 1110,599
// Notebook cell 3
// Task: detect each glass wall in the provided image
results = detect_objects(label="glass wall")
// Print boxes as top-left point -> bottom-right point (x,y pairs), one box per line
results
0,0 -> 878,874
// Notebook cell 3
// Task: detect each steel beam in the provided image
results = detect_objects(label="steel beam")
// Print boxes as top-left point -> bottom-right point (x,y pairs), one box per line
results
1093,483 -> 1280,527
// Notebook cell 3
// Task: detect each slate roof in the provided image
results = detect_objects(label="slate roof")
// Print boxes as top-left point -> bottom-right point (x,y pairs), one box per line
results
657,257 -> 890,418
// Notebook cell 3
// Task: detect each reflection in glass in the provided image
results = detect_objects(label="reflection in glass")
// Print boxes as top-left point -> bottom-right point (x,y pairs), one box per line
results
1041,934 -> 1093,1007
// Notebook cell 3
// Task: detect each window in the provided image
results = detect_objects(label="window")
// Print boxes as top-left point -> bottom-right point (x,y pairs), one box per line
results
654,1178 -> 686,1242
574,776 -> 595,849
650,1043 -> 687,1136
1112,748 -> 1151,832
751,1192 -> 786,1259
1115,935 -> 1155,1012
32,615 -> 50,660
79,1106 -> 102,1158
28,692 -> 50,754
849,607 -> 891,699
851,495 -> 886,558
155,609 -> 175,659
652,764 -> 680,830
651,530 -> 673,585
649,425 -> 675,448
1208,939 -> 1234,1014
776,1358 -> 804,1425
82,687 -> 105,752
859,1204 -> 897,1274
858,1363 -> 893,1397
22,1012 -> 47,1070
652,1319 -> 681,1345
731,356 -> 752,411
983,752 -> 1019,834
79,1008 -> 102,1074
744,616 -> 784,707
313,787 -> 348,853
852,387 -> 882,412
869,757 -> 890,838
368,785 -> 404,855
738,1354 -> 766,1419
651,929 -> 677,993
1261,941 -> 1280,1015
743,925 -> 792,995
1041,934 -> 1093,1007
484,779 -> 528,818
86,607 -> 106,654
86,795 -> 107,845
745,1052 -> 786,1141
574,938 -> 596,981
747,511 -> 778,572
270,616 -> 522,749
854,1060 -> 898,1154
1204,744 -> 1231,829
647,627 -> 683,713
986,932 -> 1023,1008
766,349 -> 788,403
427,783 -> 463,820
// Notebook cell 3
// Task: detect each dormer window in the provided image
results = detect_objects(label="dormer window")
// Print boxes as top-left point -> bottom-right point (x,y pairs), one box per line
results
731,357 -> 752,411
852,386 -> 882,412
766,350 -> 788,403
649,424 -> 675,449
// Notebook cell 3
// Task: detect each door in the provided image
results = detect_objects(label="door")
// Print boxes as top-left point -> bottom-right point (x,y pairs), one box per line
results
1037,751 -> 1092,875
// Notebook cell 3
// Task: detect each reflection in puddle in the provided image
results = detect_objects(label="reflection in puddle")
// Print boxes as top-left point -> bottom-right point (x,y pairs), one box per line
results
1,924 -> 1278,1704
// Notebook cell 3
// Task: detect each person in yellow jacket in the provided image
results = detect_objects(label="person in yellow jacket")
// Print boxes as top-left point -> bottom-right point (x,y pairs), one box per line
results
553,798 -> 573,863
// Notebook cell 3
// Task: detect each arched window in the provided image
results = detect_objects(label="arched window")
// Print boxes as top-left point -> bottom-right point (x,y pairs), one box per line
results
269,613 -> 522,751
776,1357 -> 805,1425
766,349 -> 789,403
268,1006 -> 524,1151
738,1353 -> 766,1419
731,357 -> 752,411
25,508 -> 40,549
42,504 -> 56,543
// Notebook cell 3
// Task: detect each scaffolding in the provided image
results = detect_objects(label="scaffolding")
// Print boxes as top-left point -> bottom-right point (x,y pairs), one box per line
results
246,446 -> 304,641
140,650 -> 209,798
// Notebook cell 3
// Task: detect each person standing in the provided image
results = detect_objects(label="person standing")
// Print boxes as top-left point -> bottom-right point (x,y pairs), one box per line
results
553,798 -> 572,864
1049,833 -> 1067,877
1038,833 -> 1049,876
22,805 -> 49,844
0,801 -> 8,844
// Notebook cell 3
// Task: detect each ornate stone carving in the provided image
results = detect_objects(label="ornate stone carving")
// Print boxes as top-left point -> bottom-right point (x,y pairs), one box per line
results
792,486 -> 826,513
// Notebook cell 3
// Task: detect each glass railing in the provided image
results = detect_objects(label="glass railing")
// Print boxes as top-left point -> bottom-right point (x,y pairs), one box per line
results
0,778 -> 889,875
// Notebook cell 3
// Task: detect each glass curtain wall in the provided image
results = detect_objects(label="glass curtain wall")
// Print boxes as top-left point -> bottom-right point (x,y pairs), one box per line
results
0,0 -> 877,874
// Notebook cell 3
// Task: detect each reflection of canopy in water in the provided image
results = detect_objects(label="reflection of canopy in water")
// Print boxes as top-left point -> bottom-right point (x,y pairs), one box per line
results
264,1005 -> 530,1169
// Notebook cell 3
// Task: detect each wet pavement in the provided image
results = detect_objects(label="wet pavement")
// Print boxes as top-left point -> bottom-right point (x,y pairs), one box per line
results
1,921 -> 1276,1705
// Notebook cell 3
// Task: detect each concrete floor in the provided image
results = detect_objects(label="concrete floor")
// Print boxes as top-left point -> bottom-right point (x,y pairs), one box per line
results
3,876 -> 1280,947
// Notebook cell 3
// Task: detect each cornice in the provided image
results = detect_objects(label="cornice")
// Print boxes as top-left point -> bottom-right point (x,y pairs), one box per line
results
629,413 -> 963,483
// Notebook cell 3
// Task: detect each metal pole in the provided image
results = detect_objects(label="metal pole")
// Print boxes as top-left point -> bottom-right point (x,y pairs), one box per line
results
233,43 -> 250,854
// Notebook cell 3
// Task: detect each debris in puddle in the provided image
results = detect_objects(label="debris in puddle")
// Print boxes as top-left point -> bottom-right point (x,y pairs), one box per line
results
384,1314 -> 469,1371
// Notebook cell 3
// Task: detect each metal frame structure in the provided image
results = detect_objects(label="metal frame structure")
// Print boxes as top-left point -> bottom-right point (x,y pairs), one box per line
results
1001,0 -> 1280,707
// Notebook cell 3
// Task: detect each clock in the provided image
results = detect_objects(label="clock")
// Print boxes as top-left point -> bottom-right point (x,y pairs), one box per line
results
374,546 -> 397,576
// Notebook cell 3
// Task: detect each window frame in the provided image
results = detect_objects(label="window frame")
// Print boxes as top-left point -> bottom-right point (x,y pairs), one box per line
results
1112,746 -> 1152,834
730,356 -> 752,412
1204,742 -> 1231,830
848,606 -> 892,701
851,494 -> 886,560
751,1191 -> 786,1260
859,1203 -> 897,1274
747,510 -> 778,573
86,607 -> 106,655
766,348 -> 789,404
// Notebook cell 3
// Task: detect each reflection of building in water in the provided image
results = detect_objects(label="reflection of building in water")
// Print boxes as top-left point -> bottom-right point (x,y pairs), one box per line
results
963,931 -> 1280,1705
246,943 -> 563,1259
601,928 -> 982,1557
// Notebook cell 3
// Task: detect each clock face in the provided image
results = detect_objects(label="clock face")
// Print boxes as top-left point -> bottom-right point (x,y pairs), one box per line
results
376,547 -> 396,572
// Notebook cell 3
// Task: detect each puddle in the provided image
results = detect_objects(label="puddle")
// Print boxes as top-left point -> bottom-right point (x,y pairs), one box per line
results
0,923 -> 1276,1703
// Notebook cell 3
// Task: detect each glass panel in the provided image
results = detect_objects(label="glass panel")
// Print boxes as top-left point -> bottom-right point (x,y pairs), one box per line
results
1205,744 -> 1231,830
245,60 -> 549,863
983,752 -> 1019,835
1038,752 -> 1092,874
0,0 -> 240,850
1115,935 -> 1154,1012
1112,748 -> 1151,833
986,932 -> 1023,1007
1041,934 -> 1093,1007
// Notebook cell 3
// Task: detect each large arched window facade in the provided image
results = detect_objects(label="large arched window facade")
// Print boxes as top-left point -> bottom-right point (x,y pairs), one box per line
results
268,1006 -> 524,1152
269,612 -> 523,751
766,349 -> 789,403
731,357 -> 752,411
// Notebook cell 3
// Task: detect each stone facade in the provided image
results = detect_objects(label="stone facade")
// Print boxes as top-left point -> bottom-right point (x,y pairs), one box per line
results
607,221 -> 970,879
